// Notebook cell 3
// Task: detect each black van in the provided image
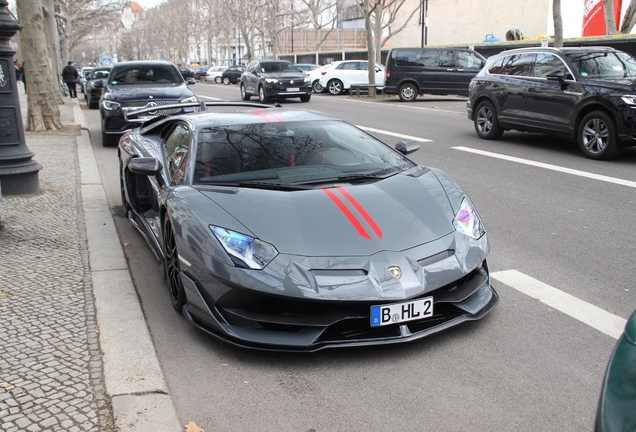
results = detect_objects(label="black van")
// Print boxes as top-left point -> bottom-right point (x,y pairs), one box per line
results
383,48 -> 486,101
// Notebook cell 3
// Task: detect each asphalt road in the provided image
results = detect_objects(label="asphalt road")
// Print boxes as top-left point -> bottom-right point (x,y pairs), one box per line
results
83,82 -> 636,432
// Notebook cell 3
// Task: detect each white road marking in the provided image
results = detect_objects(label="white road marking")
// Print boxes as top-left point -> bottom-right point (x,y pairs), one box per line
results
197,95 -> 224,101
453,146 -> 636,188
356,126 -> 432,143
320,94 -> 465,115
491,270 -> 627,339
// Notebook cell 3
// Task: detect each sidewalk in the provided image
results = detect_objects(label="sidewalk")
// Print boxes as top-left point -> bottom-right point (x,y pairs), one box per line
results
0,91 -> 182,432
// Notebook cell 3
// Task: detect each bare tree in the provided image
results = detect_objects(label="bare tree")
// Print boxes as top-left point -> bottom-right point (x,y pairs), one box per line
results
553,0 -> 563,48
16,0 -> 62,131
371,0 -> 420,64
620,0 -> 636,32
297,0 -> 341,52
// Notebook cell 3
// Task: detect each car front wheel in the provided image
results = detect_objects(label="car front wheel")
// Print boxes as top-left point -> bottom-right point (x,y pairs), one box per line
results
240,83 -> 251,100
312,80 -> 323,93
474,100 -> 503,140
300,93 -> 311,102
163,218 -> 187,313
578,111 -> 622,160
398,83 -> 418,102
259,85 -> 269,103
215,76 -> 221,84
223,77 -> 230,85
328,79 -> 343,95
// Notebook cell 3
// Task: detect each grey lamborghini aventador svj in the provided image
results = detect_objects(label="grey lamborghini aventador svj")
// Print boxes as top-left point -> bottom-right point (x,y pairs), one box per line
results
118,101 -> 499,351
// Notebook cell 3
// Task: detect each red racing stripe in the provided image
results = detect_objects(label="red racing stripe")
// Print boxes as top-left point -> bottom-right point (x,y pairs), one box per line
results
336,187 -> 383,239
323,189 -> 371,240
249,109 -> 284,123
247,110 -> 273,123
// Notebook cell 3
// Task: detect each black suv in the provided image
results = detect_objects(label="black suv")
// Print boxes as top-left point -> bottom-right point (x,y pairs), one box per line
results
100,61 -> 197,147
240,60 -> 311,103
468,46 -> 636,160
221,65 -> 245,85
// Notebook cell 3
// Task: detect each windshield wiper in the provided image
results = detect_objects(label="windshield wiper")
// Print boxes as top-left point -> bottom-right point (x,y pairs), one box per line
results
199,180 -> 312,191
292,169 -> 399,185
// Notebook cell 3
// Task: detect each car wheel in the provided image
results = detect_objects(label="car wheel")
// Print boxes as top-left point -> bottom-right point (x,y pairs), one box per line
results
474,100 -> 503,140
259,85 -> 269,103
398,83 -> 418,102
223,77 -> 230,85
240,83 -> 251,101
578,111 -> 622,160
312,80 -> 323,93
300,94 -> 311,102
328,79 -> 343,95
163,218 -> 187,313
215,76 -> 221,84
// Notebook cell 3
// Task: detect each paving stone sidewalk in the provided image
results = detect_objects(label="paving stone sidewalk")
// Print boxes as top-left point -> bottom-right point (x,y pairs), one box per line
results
0,98 -> 115,431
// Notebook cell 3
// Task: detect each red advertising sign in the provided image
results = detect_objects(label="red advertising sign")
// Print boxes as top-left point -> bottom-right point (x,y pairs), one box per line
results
583,0 -> 622,36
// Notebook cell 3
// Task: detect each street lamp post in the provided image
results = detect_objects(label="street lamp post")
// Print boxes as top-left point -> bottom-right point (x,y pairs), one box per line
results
0,0 -> 41,196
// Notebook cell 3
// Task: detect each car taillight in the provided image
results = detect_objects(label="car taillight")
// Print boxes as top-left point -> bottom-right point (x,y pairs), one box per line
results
321,71 -> 327,76
385,70 -> 391,80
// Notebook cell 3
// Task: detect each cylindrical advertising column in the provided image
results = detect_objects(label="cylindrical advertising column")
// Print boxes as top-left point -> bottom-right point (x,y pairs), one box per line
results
583,0 -> 623,36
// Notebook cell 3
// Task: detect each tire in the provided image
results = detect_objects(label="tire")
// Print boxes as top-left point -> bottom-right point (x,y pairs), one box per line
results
312,80 -> 323,93
300,93 -> 311,102
163,218 -> 187,313
215,76 -> 221,84
102,130 -> 119,147
223,77 -> 230,85
398,83 -> 418,102
578,111 -> 622,160
258,85 -> 269,103
474,100 -> 504,140
240,83 -> 251,100
328,79 -> 343,95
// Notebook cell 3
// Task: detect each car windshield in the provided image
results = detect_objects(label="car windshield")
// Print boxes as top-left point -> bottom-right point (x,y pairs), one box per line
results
262,62 -> 297,73
90,69 -> 110,79
194,120 -> 415,186
565,51 -> 636,79
110,65 -> 181,85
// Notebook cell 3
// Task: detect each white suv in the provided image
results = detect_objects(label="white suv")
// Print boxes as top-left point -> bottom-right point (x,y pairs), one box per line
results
318,60 -> 384,95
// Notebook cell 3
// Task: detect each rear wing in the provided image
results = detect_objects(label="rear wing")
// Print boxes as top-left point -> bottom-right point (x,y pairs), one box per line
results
123,101 -> 282,124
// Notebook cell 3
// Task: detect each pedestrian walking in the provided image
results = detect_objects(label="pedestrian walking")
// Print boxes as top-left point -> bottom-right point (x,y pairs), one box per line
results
62,60 -> 79,98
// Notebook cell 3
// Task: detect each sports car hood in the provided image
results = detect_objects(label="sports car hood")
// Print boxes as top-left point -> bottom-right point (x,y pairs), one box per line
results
104,83 -> 193,101
199,171 -> 456,256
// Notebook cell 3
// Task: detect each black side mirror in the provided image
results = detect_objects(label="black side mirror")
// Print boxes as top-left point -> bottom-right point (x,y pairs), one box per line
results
128,157 -> 165,187
395,140 -> 420,155
546,70 -> 566,82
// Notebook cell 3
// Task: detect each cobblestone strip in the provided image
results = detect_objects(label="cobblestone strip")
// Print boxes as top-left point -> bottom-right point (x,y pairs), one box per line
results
0,134 -> 115,431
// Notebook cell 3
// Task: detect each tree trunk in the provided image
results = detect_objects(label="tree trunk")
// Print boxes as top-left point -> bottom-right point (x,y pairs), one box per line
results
364,0 -> 377,96
17,0 -> 62,131
374,2 -> 383,64
553,0 -> 564,47
41,0 -> 62,105
604,0 -> 618,34
620,0 -> 636,32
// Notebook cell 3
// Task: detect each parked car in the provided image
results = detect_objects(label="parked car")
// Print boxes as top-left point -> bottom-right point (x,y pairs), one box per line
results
383,47 -> 486,101
80,67 -> 93,94
205,65 -> 228,83
85,66 -> 111,109
595,309 -> 636,432
294,63 -> 321,76
318,60 -> 385,95
99,60 -> 197,147
221,65 -> 245,84
308,64 -> 333,93
240,60 -> 311,103
178,67 -> 194,80
118,100 -> 498,351
467,46 -> 636,160
192,66 -> 208,80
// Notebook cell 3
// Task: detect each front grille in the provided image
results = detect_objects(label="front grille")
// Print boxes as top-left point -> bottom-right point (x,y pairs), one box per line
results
122,100 -> 182,116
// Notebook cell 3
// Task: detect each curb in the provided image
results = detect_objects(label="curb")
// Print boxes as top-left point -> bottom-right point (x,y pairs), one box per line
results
73,100 -> 182,432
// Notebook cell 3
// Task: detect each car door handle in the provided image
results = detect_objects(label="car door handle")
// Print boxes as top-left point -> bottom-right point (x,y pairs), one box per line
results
527,88 -> 535,93
446,68 -> 454,71
456,68 -> 464,71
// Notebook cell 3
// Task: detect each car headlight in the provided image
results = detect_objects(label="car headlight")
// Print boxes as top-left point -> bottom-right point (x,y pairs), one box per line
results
264,78 -> 279,84
621,95 -> 636,105
210,226 -> 278,270
304,77 -> 311,83
453,198 -> 485,239
101,100 -> 121,110
181,96 -> 197,103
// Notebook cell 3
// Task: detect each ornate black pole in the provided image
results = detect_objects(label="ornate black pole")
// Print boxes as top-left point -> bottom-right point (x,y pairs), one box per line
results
0,0 -> 41,195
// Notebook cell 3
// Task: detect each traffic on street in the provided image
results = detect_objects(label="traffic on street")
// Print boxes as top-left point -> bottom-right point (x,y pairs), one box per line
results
83,81 -> 636,431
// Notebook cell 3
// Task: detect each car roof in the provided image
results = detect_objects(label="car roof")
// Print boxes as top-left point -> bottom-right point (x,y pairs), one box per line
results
496,46 -> 618,55
93,66 -> 112,70
112,60 -> 177,70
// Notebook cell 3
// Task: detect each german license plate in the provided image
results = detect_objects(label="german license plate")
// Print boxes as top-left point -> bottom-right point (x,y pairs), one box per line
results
137,115 -> 157,120
286,87 -> 300,92
370,297 -> 433,327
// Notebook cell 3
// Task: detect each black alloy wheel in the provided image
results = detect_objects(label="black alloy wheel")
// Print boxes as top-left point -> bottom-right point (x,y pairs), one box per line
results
328,79 -> 343,95
300,94 -> 311,102
163,218 -> 187,312
223,76 -> 230,85
240,83 -> 251,100
312,80 -> 323,93
398,83 -> 418,102
474,100 -> 504,140
578,111 -> 622,160
259,85 -> 269,103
